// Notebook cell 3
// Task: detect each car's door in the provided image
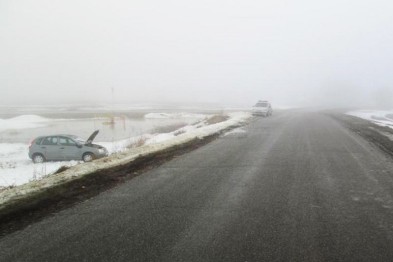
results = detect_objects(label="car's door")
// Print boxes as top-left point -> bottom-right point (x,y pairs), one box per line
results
59,136 -> 82,161
40,136 -> 62,160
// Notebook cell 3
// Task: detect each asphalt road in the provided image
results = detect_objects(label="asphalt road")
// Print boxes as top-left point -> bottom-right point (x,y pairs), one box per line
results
1,110 -> 393,262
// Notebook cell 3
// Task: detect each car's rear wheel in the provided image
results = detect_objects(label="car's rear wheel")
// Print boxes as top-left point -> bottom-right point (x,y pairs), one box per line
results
32,154 -> 45,163
82,153 -> 95,162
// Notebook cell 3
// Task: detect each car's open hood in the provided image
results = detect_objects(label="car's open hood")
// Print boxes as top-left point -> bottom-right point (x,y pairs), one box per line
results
85,130 -> 99,145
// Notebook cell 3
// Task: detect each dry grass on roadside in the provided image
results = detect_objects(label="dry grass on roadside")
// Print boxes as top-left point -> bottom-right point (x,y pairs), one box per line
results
0,184 -> 16,193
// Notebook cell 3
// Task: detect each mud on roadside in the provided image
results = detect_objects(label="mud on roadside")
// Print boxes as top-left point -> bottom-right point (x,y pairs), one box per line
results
329,113 -> 393,158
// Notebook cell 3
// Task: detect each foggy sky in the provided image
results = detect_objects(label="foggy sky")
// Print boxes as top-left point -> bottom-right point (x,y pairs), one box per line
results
1,0 -> 393,108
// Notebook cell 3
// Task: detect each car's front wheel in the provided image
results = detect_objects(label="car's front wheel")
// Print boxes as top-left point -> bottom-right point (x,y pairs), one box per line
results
32,154 -> 45,163
82,153 -> 95,162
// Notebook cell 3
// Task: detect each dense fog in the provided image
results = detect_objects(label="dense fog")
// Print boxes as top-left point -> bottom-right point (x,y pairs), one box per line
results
1,0 -> 393,108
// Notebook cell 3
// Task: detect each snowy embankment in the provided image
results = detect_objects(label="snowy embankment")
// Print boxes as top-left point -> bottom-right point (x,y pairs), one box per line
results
346,110 -> 393,129
0,112 -> 207,187
0,112 -> 251,209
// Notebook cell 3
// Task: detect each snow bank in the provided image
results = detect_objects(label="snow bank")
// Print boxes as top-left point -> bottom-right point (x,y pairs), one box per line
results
0,112 -> 251,207
145,133 -> 175,145
0,115 -> 50,132
346,110 -> 393,128
97,135 -> 154,155
144,112 -> 207,119
0,113 -> 247,188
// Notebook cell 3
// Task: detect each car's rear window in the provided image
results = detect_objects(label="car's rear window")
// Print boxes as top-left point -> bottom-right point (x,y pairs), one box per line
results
35,137 -> 44,145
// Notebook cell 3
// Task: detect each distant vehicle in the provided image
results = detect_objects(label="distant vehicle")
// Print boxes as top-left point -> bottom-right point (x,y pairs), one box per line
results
28,130 -> 108,163
252,100 -> 273,117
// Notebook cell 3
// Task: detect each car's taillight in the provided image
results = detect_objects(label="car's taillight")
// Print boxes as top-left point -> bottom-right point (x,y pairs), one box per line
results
28,139 -> 34,148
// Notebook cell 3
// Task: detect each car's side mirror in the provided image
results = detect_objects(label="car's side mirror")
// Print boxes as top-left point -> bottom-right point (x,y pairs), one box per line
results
76,143 -> 83,148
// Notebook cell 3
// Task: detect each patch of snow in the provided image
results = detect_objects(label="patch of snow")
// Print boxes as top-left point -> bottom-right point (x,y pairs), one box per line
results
0,115 -> 50,132
346,110 -> 393,129
145,133 -> 176,145
97,134 -> 155,154
0,143 -> 80,187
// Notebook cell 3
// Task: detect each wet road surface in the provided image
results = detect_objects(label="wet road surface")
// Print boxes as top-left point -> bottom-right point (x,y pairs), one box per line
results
1,110 -> 393,261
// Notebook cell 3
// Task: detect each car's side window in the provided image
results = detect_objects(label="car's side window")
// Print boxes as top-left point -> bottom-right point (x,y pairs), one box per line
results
59,137 -> 67,146
59,137 -> 76,146
42,136 -> 58,145
67,139 -> 76,146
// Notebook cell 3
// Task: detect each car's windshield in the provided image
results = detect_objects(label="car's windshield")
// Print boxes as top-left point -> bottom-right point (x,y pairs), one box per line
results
70,136 -> 85,144
255,102 -> 268,107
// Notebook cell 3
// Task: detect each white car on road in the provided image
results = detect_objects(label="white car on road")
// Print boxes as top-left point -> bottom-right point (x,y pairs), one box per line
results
252,101 -> 273,117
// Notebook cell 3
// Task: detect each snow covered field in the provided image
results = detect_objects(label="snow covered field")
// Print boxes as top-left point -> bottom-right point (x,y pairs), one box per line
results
346,110 -> 393,128
0,112 -> 249,188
